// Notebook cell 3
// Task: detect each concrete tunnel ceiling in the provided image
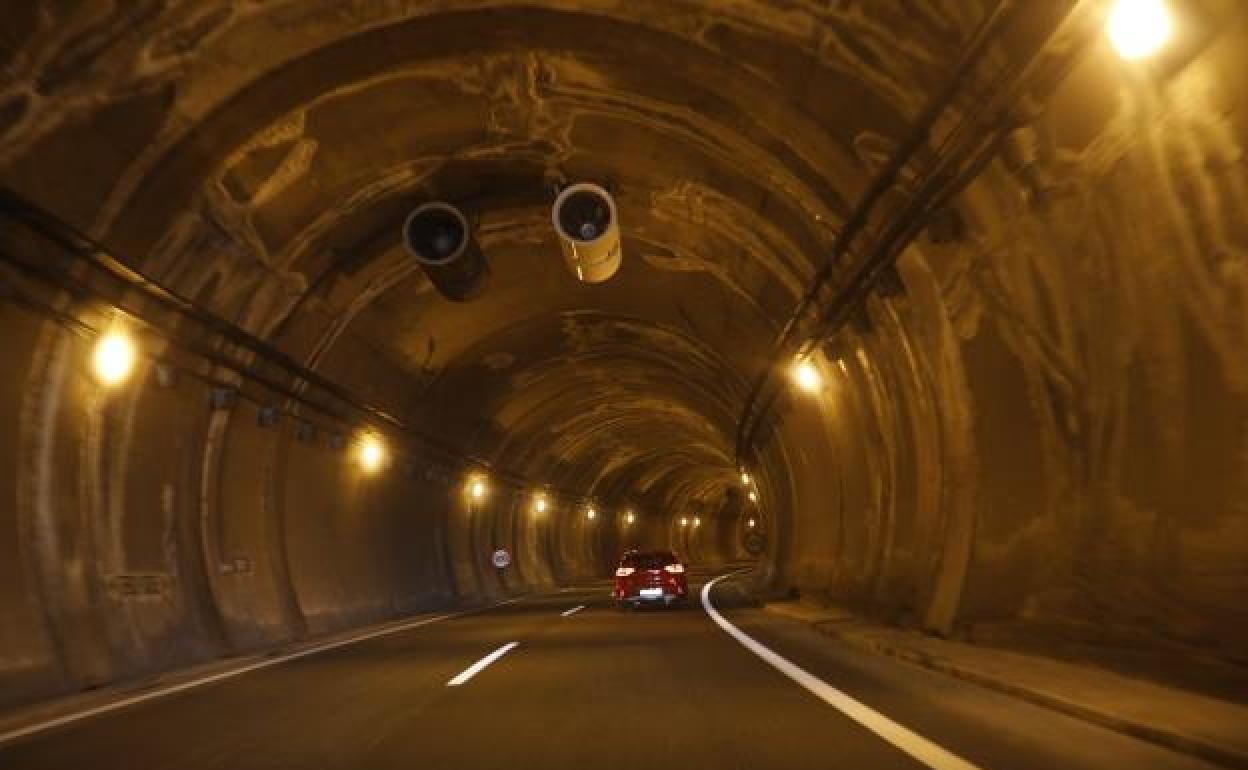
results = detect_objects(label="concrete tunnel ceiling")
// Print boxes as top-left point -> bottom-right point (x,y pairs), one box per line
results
1,1 -> 990,515
7,0 -> 1248,738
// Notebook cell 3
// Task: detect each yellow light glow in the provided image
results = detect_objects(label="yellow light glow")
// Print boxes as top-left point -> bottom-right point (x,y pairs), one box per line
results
470,478 -> 488,500
534,494 -> 547,513
356,434 -> 385,473
92,330 -> 137,385
680,517 -> 688,527
693,517 -> 701,528
625,511 -> 635,524
586,507 -> 596,520
1107,0 -> 1172,60
747,518 -> 756,529
741,471 -> 751,485
748,490 -> 758,503
793,358 -> 822,392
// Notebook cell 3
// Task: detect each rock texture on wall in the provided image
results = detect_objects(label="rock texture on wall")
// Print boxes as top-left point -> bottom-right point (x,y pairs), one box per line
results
760,4 -> 1248,699
1,0 -> 1244,710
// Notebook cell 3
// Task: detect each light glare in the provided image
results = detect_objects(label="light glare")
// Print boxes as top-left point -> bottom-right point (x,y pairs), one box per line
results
534,494 -> 547,513
625,511 -> 635,524
93,330 -> 136,385
693,517 -> 701,528
470,478 -> 487,500
748,490 -> 758,502
680,517 -> 688,527
747,518 -> 756,529
1107,0 -> 1171,60
356,435 -> 385,473
586,507 -> 596,520
793,359 -> 822,392
741,471 -> 751,485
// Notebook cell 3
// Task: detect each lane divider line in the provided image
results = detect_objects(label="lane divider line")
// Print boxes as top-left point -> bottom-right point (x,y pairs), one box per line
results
446,642 -> 520,686
0,597 -> 523,747
560,605 -> 586,617
701,575 -> 984,770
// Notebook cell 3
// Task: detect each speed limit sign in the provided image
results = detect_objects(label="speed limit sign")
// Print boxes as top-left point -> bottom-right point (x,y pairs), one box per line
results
491,548 -> 511,569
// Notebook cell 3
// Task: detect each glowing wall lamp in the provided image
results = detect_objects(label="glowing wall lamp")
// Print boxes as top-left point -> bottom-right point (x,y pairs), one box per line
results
92,329 -> 137,386
533,493 -> 548,513
1107,0 -> 1172,60
356,434 -> 386,473
469,476 -> 489,501
792,357 -> 822,393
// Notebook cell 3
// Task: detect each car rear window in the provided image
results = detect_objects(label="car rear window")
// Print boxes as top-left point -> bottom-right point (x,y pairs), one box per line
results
625,552 -> 678,570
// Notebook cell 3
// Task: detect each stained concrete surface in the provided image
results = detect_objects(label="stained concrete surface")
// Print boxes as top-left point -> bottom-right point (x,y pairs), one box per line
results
0,0 -> 1245,746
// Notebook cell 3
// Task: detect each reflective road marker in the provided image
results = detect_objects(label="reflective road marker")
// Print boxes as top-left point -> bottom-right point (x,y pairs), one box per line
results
446,642 -> 520,687
0,598 -> 525,746
560,605 -> 586,617
702,574 -> 983,770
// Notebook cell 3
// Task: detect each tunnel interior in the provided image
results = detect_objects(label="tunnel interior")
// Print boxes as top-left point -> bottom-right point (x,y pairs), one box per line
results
2,0 -> 1247,715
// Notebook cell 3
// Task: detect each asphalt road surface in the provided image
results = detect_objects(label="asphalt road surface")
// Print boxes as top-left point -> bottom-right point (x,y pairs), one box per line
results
0,571 -> 1220,769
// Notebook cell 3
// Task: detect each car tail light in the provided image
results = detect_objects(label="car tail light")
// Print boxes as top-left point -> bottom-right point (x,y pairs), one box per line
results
615,567 -> 635,577
663,564 -> 685,574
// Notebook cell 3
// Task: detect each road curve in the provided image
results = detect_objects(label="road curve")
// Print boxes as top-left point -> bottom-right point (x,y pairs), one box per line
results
0,572 -> 1219,770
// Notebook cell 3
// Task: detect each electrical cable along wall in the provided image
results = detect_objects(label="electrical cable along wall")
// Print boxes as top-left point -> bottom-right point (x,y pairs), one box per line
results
0,195 -> 626,710
746,1 -> 1248,691
0,0 -> 1245,714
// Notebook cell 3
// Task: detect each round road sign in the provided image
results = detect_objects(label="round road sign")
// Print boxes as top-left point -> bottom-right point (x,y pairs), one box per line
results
743,532 -> 767,556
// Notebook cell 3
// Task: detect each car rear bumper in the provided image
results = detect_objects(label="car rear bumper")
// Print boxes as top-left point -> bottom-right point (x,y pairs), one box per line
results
621,595 -> 685,606
616,589 -> 687,605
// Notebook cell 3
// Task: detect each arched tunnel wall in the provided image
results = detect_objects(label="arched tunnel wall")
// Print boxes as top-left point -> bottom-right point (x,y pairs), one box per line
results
1,300 -> 429,707
0,290 -> 634,710
0,262 -> 717,711
754,10 -> 1248,676
0,0 -> 1245,716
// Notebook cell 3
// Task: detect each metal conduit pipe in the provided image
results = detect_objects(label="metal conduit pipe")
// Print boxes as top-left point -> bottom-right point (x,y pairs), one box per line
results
731,0 -> 1100,465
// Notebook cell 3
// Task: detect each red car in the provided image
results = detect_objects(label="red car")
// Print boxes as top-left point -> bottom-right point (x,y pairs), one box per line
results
613,550 -> 688,608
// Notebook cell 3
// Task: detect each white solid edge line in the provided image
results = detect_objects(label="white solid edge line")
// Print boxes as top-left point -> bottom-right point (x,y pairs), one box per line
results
701,574 -> 984,770
560,605 -> 586,617
446,642 -> 520,686
0,597 -> 524,747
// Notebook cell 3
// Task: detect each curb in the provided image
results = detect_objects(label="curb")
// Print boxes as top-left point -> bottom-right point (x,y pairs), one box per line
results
782,610 -> 1248,769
